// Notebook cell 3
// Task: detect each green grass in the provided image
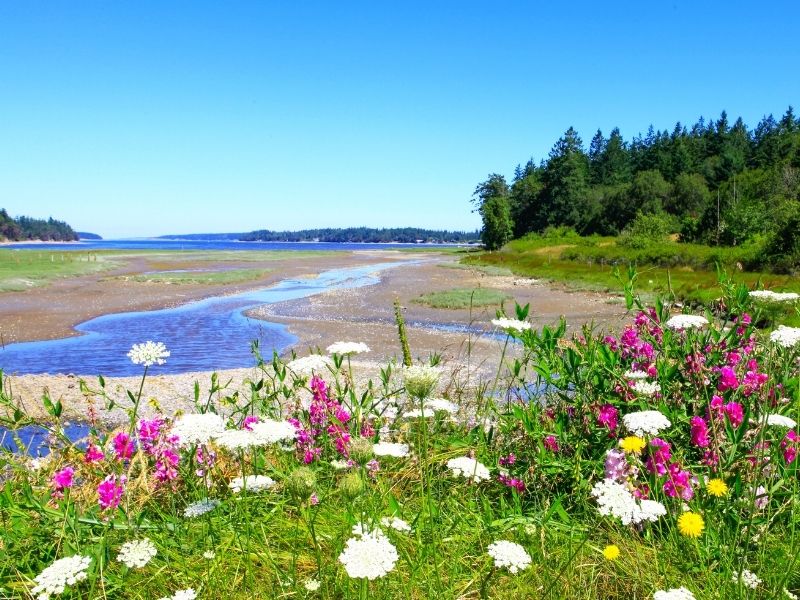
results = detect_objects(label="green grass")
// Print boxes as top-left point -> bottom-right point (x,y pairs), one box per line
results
439,262 -> 515,276
126,268 -> 274,285
412,287 -> 512,309
0,250 -> 120,291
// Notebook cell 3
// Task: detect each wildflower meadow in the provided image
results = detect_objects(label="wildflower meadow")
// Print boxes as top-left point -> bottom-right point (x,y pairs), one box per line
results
1,277 -> 799,599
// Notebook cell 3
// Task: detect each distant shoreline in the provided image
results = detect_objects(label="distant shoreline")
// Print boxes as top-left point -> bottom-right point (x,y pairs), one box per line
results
0,239 -> 84,246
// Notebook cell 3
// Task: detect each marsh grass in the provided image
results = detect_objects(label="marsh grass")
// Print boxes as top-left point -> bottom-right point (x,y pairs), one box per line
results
0,250 -> 120,291
413,288 -> 512,310
126,268 -> 273,285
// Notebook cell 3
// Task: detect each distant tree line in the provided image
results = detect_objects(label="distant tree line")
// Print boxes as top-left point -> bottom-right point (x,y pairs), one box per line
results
239,227 -> 480,243
0,209 -> 79,242
472,107 -> 800,269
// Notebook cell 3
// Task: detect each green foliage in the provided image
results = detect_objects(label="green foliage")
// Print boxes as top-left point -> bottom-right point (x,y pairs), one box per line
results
618,212 -> 676,249
0,208 -> 78,241
240,227 -> 480,243
479,195 -> 514,250
412,287 -> 511,309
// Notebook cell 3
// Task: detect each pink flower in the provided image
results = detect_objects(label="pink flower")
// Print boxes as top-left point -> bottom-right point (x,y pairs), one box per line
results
645,438 -> 672,475
498,473 -> 525,493
543,435 -> 560,453
97,474 -> 126,510
663,463 -> 695,500
137,417 -> 164,454
689,416 -> 710,448
782,430 -> 798,465
724,402 -> 744,428
309,493 -> 320,506
242,415 -> 260,431
498,453 -> 516,467
717,367 -> 739,392
597,405 -> 619,431
604,448 -> 635,482
51,466 -> 75,498
112,432 -> 135,460
84,444 -> 105,464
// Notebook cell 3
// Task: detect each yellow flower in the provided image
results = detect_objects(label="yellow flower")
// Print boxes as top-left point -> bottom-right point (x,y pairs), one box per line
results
602,544 -> 620,560
619,436 -> 647,454
706,478 -> 728,497
677,511 -> 705,538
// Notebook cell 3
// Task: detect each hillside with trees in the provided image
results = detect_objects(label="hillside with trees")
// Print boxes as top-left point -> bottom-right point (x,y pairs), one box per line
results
0,209 -> 79,242
472,107 -> 800,270
240,227 -> 479,243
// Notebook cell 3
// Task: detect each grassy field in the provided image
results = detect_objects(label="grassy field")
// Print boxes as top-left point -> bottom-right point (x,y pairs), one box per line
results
0,250 -> 121,292
412,287 -> 512,309
125,268 -> 274,285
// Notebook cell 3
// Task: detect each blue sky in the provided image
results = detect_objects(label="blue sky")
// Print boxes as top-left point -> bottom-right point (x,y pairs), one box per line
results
0,1 -> 797,238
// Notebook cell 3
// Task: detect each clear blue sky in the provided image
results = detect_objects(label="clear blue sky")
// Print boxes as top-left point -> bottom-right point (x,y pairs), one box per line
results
0,1 -> 797,239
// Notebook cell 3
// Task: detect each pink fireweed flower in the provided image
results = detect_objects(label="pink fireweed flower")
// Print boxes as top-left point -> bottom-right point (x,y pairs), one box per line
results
604,448 -> 636,482
51,466 -> 75,498
724,402 -> 744,428
690,416 -> 710,448
717,367 -> 740,392
543,435 -> 560,452
604,336 -> 619,351
499,453 -> 516,467
366,458 -> 380,478
97,474 -> 126,510
498,473 -> 525,493
242,415 -> 260,431
726,351 -> 741,366
742,362 -> 769,397
84,444 -> 105,464
309,493 -> 320,506
360,420 -> 376,438
597,405 -> 619,431
137,417 -> 164,454
112,432 -> 135,460
663,463 -> 695,500
782,430 -> 799,465
645,438 -> 672,476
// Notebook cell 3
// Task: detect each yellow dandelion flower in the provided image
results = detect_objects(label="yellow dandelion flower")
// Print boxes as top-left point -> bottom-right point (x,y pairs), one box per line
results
677,511 -> 705,538
706,478 -> 728,497
619,436 -> 647,454
602,544 -> 620,560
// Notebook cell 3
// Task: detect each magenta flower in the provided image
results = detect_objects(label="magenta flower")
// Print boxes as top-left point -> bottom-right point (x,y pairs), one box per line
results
689,416 -> 710,448
112,432 -> 135,460
498,453 -> 516,467
543,435 -> 560,453
242,415 -> 260,431
137,417 -> 164,454
604,448 -> 635,482
97,474 -> 126,510
498,473 -> 525,493
645,438 -> 672,475
84,444 -> 105,464
597,404 -> 619,431
663,463 -> 695,500
723,402 -> 744,428
51,466 -> 75,498
782,430 -> 798,465
717,366 -> 740,392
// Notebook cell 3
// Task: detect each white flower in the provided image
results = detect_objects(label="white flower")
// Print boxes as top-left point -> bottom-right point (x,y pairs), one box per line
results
117,538 -> 157,569
425,398 -> 459,414
202,551 -> 216,560
127,341 -> 170,367
665,314 -> 709,331
491,318 -> 531,334
158,589 -> 197,600
446,456 -> 491,482
286,354 -> 333,376
770,326 -> 800,348
403,364 -> 441,399
653,588 -> 696,600
486,540 -> 531,574
765,414 -> 797,428
732,569 -> 761,589
330,459 -> 351,470
214,419 -> 296,450
381,516 -> 411,532
228,475 -> 275,493
372,442 -> 409,458
31,555 -> 91,600
622,410 -> 671,437
171,413 -> 226,447
327,341 -> 370,355
338,530 -> 398,579
183,498 -> 220,518
624,369 -> 649,380
402,408 -> 436,419
750,290 -> 800,303
304,578 -> 321,592
632,380 -> 661,397
591,478 -> 666,526
785,588 -> 798,600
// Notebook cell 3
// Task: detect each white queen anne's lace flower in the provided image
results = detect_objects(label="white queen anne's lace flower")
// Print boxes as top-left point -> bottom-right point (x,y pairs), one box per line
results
327,341 -> 370,355
665,314 -> 709,330
171,413 -> 226,446
372,442 -> 409,457
214,419 -> 296,450
750,290 -> 799,303
491,318 -> 531,334
632,380 -> 660,397
402,407 -> 436,419
765,414 -> 797,428
623,410 -> 671,437
446,456 -> 490,482
381,516 -> 412,532
183,498 -> 220,518
286,354 -> 333,375
487,540 -> 531,574
770,326 -> 800,348
31,555 -> 91,600
425,398 -> 459,414
591,478 -> 666,525
228,475 -> 275,493
403,365 -> 441,399
653,588 -> 696,600
304,578 -> 321,592
338,530 -> 398,579
158,589 -> 197,600
117,538 -> 157,569
127,341 -> 170,366
732,569 -> 761,589
624,369 -> 649,380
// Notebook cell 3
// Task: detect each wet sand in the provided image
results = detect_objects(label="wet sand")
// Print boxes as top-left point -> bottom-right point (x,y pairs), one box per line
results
1,251 -> 628,424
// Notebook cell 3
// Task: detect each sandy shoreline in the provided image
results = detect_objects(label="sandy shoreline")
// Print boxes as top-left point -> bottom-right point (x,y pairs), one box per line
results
1,251 -> 628,424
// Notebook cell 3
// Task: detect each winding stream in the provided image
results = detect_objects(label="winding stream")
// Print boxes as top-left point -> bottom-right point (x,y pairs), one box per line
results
0,261 -> 409,377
